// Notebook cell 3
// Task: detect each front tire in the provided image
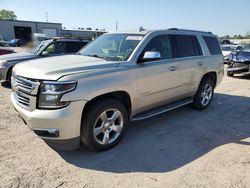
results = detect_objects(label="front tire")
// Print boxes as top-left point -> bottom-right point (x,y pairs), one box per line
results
192,78 -> 214,110
81,98 -> 128,151
6,68 -> 12,83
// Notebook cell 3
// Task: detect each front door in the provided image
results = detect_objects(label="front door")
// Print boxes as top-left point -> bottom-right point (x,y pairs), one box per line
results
136,35 -> 180,111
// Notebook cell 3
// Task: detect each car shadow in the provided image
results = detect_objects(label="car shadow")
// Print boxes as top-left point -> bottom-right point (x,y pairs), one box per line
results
56,93 -> 250,173
1,81 -> 11,88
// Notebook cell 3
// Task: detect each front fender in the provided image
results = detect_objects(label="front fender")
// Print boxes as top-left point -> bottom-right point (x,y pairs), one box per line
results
59,68 -> 138,112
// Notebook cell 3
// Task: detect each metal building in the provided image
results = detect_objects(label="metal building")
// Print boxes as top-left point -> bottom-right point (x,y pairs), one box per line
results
0,20 -> 107,41
0,20 -> 62,40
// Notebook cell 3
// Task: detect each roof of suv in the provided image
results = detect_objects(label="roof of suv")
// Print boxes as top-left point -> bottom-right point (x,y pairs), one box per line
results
53,38 -> 90,42
42,38 -> 90,43
111,28 -> 214,36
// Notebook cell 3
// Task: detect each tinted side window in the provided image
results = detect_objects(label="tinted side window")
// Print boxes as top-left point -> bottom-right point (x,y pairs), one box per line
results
172,35 -> 202,58
142,35 -> 173,60
66,42 -> 88,53
54,42 -> 66,54
203,36 -> 222,55
45,42 -> 66,54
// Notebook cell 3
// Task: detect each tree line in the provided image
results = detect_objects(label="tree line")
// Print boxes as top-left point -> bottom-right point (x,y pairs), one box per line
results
222,33 -> 250,40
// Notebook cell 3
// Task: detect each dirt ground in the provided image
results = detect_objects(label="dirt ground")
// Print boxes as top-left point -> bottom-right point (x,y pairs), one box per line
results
0,70 -> 250,188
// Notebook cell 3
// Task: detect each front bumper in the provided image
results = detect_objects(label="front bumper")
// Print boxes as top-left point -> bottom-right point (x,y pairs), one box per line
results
11,92 -> 87,150
227,62 -> 250,74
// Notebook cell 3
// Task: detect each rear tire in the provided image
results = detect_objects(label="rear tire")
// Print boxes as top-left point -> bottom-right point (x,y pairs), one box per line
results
81,98 -> 128,151
192,78 -> 214,110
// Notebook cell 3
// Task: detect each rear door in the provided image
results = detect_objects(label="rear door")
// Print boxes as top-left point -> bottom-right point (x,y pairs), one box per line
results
171,34 -> 204,96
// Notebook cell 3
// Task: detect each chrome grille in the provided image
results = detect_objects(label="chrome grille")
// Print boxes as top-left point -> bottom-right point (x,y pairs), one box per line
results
16,91 -> 30,106
11,73 -> 40,111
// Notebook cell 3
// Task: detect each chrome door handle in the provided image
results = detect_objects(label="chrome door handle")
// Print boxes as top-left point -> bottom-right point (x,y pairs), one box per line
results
198,62 -> 203,66
169,66 -> 176,71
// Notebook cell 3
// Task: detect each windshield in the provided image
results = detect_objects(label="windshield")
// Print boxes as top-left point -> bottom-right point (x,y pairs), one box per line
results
79,34 -> 144,61
31,40 -> 51,54
222,46 -> 236,51
241,45 -> 250,52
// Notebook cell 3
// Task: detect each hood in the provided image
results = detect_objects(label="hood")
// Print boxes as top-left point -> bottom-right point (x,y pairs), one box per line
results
231,51 -> 250,63
13,55 -> 120,80
0,52 -> 38,62
222,51 -> 231,57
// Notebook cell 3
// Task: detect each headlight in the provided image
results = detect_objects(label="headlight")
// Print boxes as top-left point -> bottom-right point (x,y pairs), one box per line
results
38,81 -> 77,109
0,60 -> 7,67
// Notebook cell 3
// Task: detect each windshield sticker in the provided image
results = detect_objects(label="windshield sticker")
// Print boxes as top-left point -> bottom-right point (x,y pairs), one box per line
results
126,36 -> 143,41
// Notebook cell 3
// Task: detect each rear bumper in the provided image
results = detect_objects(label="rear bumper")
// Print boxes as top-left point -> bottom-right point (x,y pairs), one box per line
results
11,92 -> 87,150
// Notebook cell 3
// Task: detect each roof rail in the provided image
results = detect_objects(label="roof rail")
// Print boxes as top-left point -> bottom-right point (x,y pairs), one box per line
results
52,36 -> 90,41
168,28 -> 213,34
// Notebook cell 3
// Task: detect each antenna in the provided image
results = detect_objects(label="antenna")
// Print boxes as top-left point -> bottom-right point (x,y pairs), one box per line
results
46,12 -> 48,22
116,21 -> 118,31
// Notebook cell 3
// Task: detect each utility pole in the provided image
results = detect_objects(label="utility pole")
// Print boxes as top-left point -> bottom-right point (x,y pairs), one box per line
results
116,21 -> 118,31
46,12 -> 48,22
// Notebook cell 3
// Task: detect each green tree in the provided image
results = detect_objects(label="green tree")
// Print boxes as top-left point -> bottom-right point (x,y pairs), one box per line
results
233,35 -> 244,39
0,9 -> 17,20
245,31 -> 250,39
223,35 -> 230,39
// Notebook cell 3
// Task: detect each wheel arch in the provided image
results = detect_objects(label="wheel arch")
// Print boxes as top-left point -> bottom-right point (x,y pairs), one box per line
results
200,71 -> 217,87
6,66 -> 13,81
82,91 -> 132,119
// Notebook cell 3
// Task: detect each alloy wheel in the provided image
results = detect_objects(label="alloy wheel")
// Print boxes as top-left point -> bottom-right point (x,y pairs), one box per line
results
93,108 -> 124,145
200,83 -> 213,106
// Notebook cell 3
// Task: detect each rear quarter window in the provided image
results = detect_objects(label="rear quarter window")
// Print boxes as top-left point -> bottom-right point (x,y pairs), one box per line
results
203,36 -> 222,55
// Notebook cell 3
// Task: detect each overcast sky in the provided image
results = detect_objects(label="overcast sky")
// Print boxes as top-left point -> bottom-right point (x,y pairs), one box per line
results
1,0 -> 250,36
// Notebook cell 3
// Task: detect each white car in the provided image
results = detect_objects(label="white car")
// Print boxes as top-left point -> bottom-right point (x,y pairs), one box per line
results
221,44 -> 236,56
221,44 -> 243,63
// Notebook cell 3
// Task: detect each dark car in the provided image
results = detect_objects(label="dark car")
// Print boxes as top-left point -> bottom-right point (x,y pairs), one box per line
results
227,44 -> 250,77
221,39 -> 231,44
5,39 -> 26,47
0,39 -> 89,82
0,48 -> 14,55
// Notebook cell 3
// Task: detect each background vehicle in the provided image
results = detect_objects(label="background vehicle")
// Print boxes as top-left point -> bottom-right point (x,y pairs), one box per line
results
0,38 -> 89,82
221,44 -> 243,64
0,48 -> 14,55
11,29 -> 223,151
0,35 -> 7,47
221,39 -> 231,44
227,44 -> 250,77
5,39 -> 26,47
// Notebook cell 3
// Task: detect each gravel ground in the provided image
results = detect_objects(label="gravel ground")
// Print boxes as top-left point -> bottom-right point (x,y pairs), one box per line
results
0,71 -> 250,188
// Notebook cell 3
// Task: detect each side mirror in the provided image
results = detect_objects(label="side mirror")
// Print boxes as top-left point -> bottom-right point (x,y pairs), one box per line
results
139,51 -> 161,63
41,51 -> 49,56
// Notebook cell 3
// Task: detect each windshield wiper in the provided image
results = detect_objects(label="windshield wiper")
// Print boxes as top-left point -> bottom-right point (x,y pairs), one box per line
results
84,54 -> 110,61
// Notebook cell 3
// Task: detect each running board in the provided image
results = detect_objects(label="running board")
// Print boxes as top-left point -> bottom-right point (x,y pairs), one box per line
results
131,97 -> 193,121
